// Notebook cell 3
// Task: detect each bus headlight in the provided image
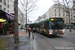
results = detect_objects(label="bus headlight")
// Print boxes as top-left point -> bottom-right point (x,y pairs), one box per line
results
49,32 -> 53,34
62,29 -> 65,33
49,29 -> 53,34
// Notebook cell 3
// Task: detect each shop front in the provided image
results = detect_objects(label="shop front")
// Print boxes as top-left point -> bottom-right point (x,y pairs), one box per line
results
0,10 -> 14,35
0,10 -> 7,35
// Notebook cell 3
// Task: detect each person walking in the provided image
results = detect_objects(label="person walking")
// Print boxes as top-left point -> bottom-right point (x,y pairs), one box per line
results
27,25 -> 31,38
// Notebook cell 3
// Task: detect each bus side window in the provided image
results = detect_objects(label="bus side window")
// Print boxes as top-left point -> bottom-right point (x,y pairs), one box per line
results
44,21 -> 49,29
40,23 -> 42,28
42,22 -> 44,28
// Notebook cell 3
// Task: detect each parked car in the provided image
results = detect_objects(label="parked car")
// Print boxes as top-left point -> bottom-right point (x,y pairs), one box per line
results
65,24 -> 75,29
20,27 -> 25,29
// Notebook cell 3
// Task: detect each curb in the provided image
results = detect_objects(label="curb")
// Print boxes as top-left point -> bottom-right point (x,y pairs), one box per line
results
0,35 -> 13,37
30,32 -> 34,50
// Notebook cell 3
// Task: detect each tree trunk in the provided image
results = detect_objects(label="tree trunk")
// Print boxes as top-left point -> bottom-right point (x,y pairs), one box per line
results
14,0 -> 19,44
26,0 -> 28,33
26,10 -> 27,33
68,8 -> 71,32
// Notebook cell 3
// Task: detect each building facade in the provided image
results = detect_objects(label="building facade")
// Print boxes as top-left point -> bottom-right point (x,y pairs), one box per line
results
36,4 -> 73,24
0,0 -> 10,12
9,0 -> 14,12
24,16 -> 32,25
73,0 -> 75,22
18,9 -> 25,28
9,0 -> 25,28
48,4 -> 73,24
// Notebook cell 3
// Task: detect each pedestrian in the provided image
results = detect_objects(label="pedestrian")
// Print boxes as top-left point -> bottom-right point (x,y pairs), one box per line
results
27,25 -> 31,38
28,28 -> 30,38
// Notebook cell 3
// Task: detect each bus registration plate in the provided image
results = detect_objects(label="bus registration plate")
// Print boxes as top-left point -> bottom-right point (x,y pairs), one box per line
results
55,30 -> 57,32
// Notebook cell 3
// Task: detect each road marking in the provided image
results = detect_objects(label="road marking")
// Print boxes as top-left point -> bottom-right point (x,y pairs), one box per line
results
33,37 -> 37,50
30,32 -> 34,50
0,35 -> 12,37
30,32 -> 37,50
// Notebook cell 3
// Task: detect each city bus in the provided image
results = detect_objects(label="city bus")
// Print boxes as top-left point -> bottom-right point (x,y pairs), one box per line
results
36,17 -> 65,36
25,23 -> 36,32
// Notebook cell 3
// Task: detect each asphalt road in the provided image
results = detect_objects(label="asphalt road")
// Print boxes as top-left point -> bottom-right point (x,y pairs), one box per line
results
33,29 -> 75,50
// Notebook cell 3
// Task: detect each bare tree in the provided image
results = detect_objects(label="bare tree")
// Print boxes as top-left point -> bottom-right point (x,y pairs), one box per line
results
14,0 -> 19,44
19,0 -> 37,32
54,0 -> 73,32
63,0 -> 73,32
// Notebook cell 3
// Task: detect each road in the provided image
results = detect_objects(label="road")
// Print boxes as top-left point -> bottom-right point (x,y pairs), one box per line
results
32,29 -> 75,50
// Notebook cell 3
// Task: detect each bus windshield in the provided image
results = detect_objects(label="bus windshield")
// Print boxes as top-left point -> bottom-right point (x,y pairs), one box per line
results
50,21 -> 64,29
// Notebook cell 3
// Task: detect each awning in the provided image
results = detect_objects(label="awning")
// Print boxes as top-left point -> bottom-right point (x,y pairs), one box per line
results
0,10 -> 7,19
5,12 -> 14,20
0,10 -> 14,23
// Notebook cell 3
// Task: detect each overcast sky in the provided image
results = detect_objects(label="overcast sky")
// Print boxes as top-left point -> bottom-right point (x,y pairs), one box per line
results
29,0 -> 54,22
19,0 -> 54,22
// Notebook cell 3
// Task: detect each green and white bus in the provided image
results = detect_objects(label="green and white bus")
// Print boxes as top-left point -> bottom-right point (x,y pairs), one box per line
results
36,17 -> 65,36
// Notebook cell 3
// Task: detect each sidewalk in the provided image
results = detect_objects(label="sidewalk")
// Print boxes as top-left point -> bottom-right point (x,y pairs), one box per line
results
0,29 -> 33,50
65,29 -> 75,34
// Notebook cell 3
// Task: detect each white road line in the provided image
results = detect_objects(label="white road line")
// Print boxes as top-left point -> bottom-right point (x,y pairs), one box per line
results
33,38 -> 37,50
30,32 -> 37,50
30,32 -> 34,50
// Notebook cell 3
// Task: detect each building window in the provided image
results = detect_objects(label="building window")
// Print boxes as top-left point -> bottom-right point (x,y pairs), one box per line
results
7,0 -> 9,8
71,18 -> 72,20
55,9 -> 56,12
66,17 -> 68,20
63,10 -> 64,12
4,0 -> 6,5
73,1 -> 75,6
66,21 -> 68,24
74,3 -> 75,6
55,13 -> 56,16
59,13 -> 60,16
66,14 -> 68,16
8,5 -> 9,8
8,0 -> 9,2
63,13 -> 64,16
73,1 -> 75,3
73,9 -> 75,11
4,8 -> 6,11
0,0 -> 2,2
7,10 -> 9,12
0,5 -> 1,9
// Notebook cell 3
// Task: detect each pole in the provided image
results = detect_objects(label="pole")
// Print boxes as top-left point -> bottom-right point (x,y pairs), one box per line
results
67,2 -> 71,32
64,0 -> 71,32
68,9 -> 71,32
26,0 -> 28,33
14,0 -> 19,44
